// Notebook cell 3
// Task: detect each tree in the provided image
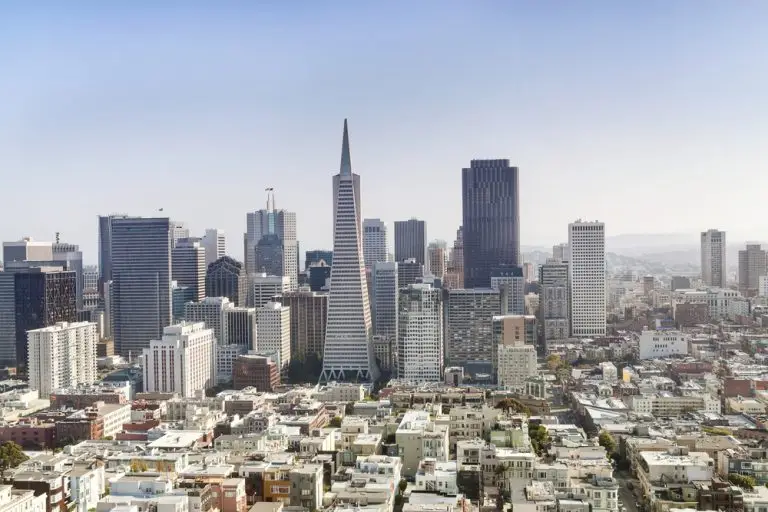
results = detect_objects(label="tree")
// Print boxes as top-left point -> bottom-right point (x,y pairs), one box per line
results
398,479 -> 407,494
496,398 -> 530,416
598,431 -> 617,455
0,441 -> 28,471
729,473 -> 756,490
328,416 -> 343,428
546,354 -> 562,372
129,459 -> 149,473
528,424 -> 550,456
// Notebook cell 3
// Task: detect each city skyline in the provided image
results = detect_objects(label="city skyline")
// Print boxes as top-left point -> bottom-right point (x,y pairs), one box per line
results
2,2 -> 767,258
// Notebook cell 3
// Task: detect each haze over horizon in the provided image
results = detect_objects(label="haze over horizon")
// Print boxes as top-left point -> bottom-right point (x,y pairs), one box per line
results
2,1 -> 767,261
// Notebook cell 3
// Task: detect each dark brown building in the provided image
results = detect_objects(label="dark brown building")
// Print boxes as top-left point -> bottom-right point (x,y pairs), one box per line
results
0,419 -> 56,449
674,302 -> 709,327
233,355 -> 279,391
697,478 -> 744,511
11,470 -> 69,512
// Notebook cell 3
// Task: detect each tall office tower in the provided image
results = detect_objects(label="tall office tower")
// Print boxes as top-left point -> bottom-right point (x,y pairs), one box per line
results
27,321 -> 98,397
738,243 -> 766,296
52,242 -> 84,311
110,217 -> 172,356
201,229 -> 227,269
170,221 -> 189,249
445,288 -> 501,375
321,120 -> 379,382
97,214 -> 126,299
397,283 -> 443,382
257,301 -> 291,373
206,256 -> 247,306
522,262 -> 535,284
141,322 -> 216,397
363,219 -> 388,269
394,219 -> 427,266
0,264 -> 77,364
427,240 -> 448,279
82,265 -> 100,311
494,315 -> 537,390
445,227 -> 464,289
172,282 -> 195,322
372,262 -> 398,339
277,289 -> 328,362
308,262 -> 332,292
568,220 -> 606,337
305,250 -> 333,271
490,266 -> 525,315
462,160 -> 520,288
172,238 -> 206,301
224,307 -> 257,349
255,235 -> 284,277
539,260 -> 570,350
552,243 -> 570,262
250,273 -> 291,308
185,297 -> 231,344
244,191 -> 298,288
397,258 -> 424,287
701,229 -> 727,288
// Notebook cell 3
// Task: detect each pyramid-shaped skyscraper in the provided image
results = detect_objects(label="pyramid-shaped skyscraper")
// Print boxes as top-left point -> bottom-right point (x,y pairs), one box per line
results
320,120 -> 379,382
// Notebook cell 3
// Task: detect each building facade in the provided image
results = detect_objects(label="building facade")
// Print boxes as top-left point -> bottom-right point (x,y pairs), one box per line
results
245,195 -> 298,288
206,256 -> 248,306
494,315 -> 537,390
201,229 -> 226,269
27,321 -> 98,398
701,229 -> 727,288
372,262 -> 398,340
462,160 -> 520,288
321,120 -> 379,382
110,217 -> 172,356
568,220 -> 606,337
172,238 -> 206,301
277,289 -> 328,361
738,243 -> 766,296
539,260 -> 570,350
394,219 -> 427,266
257,301 -> 291,373
249,273 -> 291,308
445,288 -> 501,375
363,219 -> 388,269
397,283 -> 443,382
427,241 -> 448,280
141,322 -> 217,397
397,259 -> 423,288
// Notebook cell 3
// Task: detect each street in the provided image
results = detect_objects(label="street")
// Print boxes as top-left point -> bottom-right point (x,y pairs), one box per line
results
614,470 -> 640,512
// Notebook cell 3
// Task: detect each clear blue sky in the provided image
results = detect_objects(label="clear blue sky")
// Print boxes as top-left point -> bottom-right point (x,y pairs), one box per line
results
1,1 -> 766,262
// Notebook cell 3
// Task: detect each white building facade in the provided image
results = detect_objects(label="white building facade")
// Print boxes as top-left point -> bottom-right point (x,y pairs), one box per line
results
568,220 -> 606,337
141,322 -> 217,397
701,229 -> 727,288
639,330 -> 689,360
397,283 -> 443,382
363,218 -> 388,269
250,273 -> 291,309
257,301 -> 291,373
27,321 -> 98,398
201,228 -> 226,268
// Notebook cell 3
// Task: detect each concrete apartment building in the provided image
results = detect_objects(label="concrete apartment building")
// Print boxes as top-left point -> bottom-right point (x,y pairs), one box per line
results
445,288 -> 501,375
397,283 -> 443,383
494,315 -> 538,390
27,321 -> 98,398
569,220 -> 606,337
701,229 -> 727,288
256,301 -> 291,373
739,243 -> 766,297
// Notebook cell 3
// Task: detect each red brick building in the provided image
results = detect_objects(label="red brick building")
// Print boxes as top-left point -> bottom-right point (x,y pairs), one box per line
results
233,355 -> 279,391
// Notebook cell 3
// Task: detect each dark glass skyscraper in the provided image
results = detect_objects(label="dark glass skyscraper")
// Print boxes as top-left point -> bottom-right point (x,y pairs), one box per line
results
206,256 -> 247,306
462,159 -> 520,288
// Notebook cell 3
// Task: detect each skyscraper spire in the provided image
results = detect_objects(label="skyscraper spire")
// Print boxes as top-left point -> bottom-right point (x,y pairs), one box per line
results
340,118 -> 352,176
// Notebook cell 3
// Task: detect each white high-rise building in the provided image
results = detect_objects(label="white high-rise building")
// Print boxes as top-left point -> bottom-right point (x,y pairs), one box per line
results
27,321 -> 98,398
552,243 -> 570,262
170,221 -> 190,249
257,301 -> 291,373
397,283 -> 443,382
568,220 -> 606,337
701,229 -> 727,288
201,229 -> 226,268
141,322 -> 216,397
321,120 -> 379,382
185,297 -> 231,344
363,219 -> 388,269
250,273 -> 291,308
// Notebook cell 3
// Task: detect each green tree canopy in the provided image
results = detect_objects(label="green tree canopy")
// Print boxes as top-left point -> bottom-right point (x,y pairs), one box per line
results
0,441 -> 28,470
598,431 -> 617,455
729,473 -> 756,490
328,416 -> 343,428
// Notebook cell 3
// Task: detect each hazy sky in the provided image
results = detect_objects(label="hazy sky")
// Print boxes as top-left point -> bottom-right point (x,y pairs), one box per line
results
1,1 -> 766,262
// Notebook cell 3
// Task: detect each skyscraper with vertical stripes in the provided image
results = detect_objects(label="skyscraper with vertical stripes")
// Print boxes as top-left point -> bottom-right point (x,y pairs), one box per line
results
320,120 -> 379,382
